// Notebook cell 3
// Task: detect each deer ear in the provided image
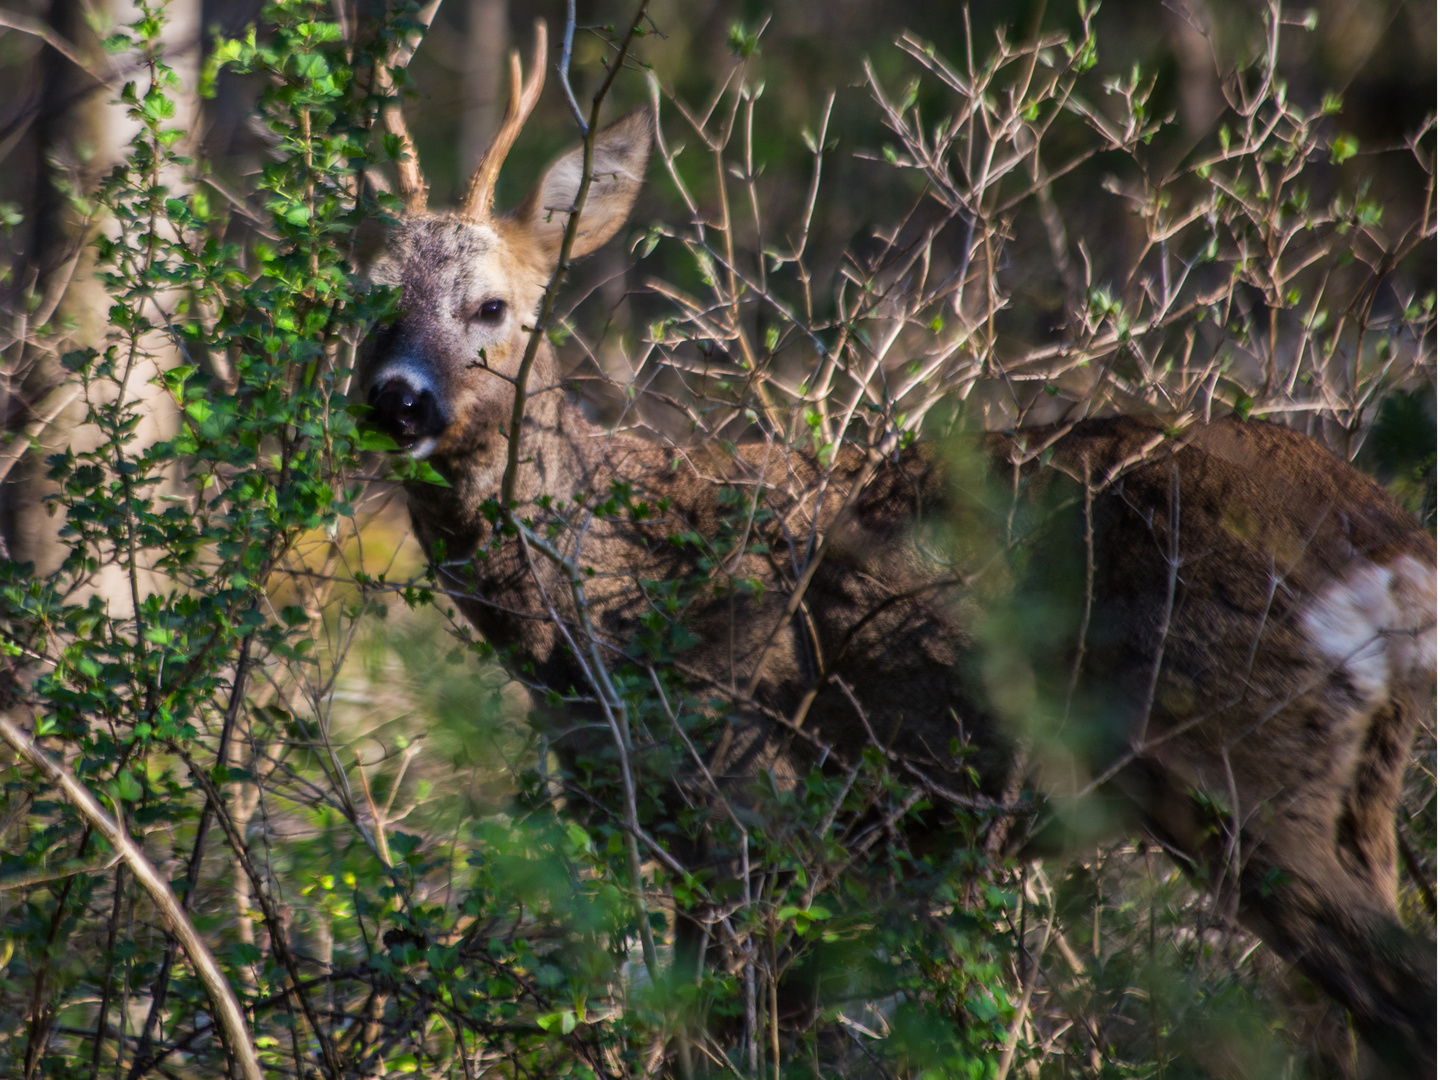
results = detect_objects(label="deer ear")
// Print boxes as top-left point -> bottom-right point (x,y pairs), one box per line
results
514,108 -> 652,263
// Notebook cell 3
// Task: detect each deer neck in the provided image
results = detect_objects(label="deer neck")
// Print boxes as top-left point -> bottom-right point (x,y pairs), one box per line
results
402,349 -> 598,565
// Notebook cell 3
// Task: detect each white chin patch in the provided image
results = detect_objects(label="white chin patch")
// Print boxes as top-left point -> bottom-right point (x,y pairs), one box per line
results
408,437 -> 438,461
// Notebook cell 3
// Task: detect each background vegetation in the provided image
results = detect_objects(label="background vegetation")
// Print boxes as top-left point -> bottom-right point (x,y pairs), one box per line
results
0,0 -> 1432,1078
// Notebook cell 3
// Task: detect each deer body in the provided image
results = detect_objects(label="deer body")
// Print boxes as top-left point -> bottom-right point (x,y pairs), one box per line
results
359,29 -> 1436,1073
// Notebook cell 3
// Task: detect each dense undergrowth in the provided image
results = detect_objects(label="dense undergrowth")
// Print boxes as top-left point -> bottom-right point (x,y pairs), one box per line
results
0,1 -> 1432,1078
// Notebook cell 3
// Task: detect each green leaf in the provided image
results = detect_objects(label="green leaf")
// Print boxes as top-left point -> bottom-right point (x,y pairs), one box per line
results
162,365 -> 198,398
116,771 -> 143,802
1330,134 -> 1359,164
727,22 -> 760,59
411,460 -> 450,487
536,1009 -> 579,1034
357,427 -> 399,452
635,225 -> 662,259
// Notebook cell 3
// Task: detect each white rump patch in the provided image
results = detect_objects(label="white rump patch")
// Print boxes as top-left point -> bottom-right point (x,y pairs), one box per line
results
1302,554 -> 1438,707
1388,554 -> 1438,686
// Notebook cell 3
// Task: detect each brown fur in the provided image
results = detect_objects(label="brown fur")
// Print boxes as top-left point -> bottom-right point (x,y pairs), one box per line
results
359,109 -> 1437,1073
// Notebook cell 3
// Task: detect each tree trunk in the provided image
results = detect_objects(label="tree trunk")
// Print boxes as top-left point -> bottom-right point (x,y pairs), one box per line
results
460,0 -> 510,183
3,0 -> 113,571
3,0 -> 200,590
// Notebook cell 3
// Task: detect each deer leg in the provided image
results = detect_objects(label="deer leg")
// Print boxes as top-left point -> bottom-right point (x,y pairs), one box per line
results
1151,678 -> 1437,1074
1237,808 -> 1436,1077
1336,693 -> 1420,901
1236,690 -> 1435,1076
1105,675 -> 1435,1076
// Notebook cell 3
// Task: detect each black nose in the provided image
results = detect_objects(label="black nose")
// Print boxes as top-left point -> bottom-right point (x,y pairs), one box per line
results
367,378 -> 445,448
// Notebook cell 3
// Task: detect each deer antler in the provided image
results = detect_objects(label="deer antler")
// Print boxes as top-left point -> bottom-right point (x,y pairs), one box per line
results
377,0 -> 444,215
459,19 -> 549,222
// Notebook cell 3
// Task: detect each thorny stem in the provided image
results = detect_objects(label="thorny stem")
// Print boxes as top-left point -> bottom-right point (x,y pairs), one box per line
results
514,524 -> 661,980
558,0 -> 585,132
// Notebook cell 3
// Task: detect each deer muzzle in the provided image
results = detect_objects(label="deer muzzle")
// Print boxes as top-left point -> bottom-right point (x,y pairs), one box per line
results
368,375 -> 447,457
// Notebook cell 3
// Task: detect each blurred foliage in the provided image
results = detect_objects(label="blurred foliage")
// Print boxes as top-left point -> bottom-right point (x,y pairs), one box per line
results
0,0 -> 1431,1078
1359,389 -> 1437,527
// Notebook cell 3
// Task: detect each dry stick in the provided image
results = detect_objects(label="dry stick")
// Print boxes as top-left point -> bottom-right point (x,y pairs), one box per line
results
380,741 -> 420,822
515,526 -> 662,984
1217,746 -> 1246,927
994,872 -> 1055,1080
112,878 -> 137,1080
1128,464 -> 1181,751
0,853 -> 120,891
1062,464 -> 1096,720
0,714 -> 263,1080
0,11 -> 112,82
354,751 -> 394,868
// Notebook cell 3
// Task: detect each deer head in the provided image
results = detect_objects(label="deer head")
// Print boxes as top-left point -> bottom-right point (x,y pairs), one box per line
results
359,20 -> 651,488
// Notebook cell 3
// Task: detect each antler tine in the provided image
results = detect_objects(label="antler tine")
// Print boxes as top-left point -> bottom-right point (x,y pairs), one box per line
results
377,0 -> 443,215
460,19 -> 549,222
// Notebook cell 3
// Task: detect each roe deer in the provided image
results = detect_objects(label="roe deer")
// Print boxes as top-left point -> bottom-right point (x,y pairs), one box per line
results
358,23 -> 1437,1074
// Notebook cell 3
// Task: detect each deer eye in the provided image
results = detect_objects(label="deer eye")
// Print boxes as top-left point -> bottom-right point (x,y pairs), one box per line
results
474,299 -> 507,325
